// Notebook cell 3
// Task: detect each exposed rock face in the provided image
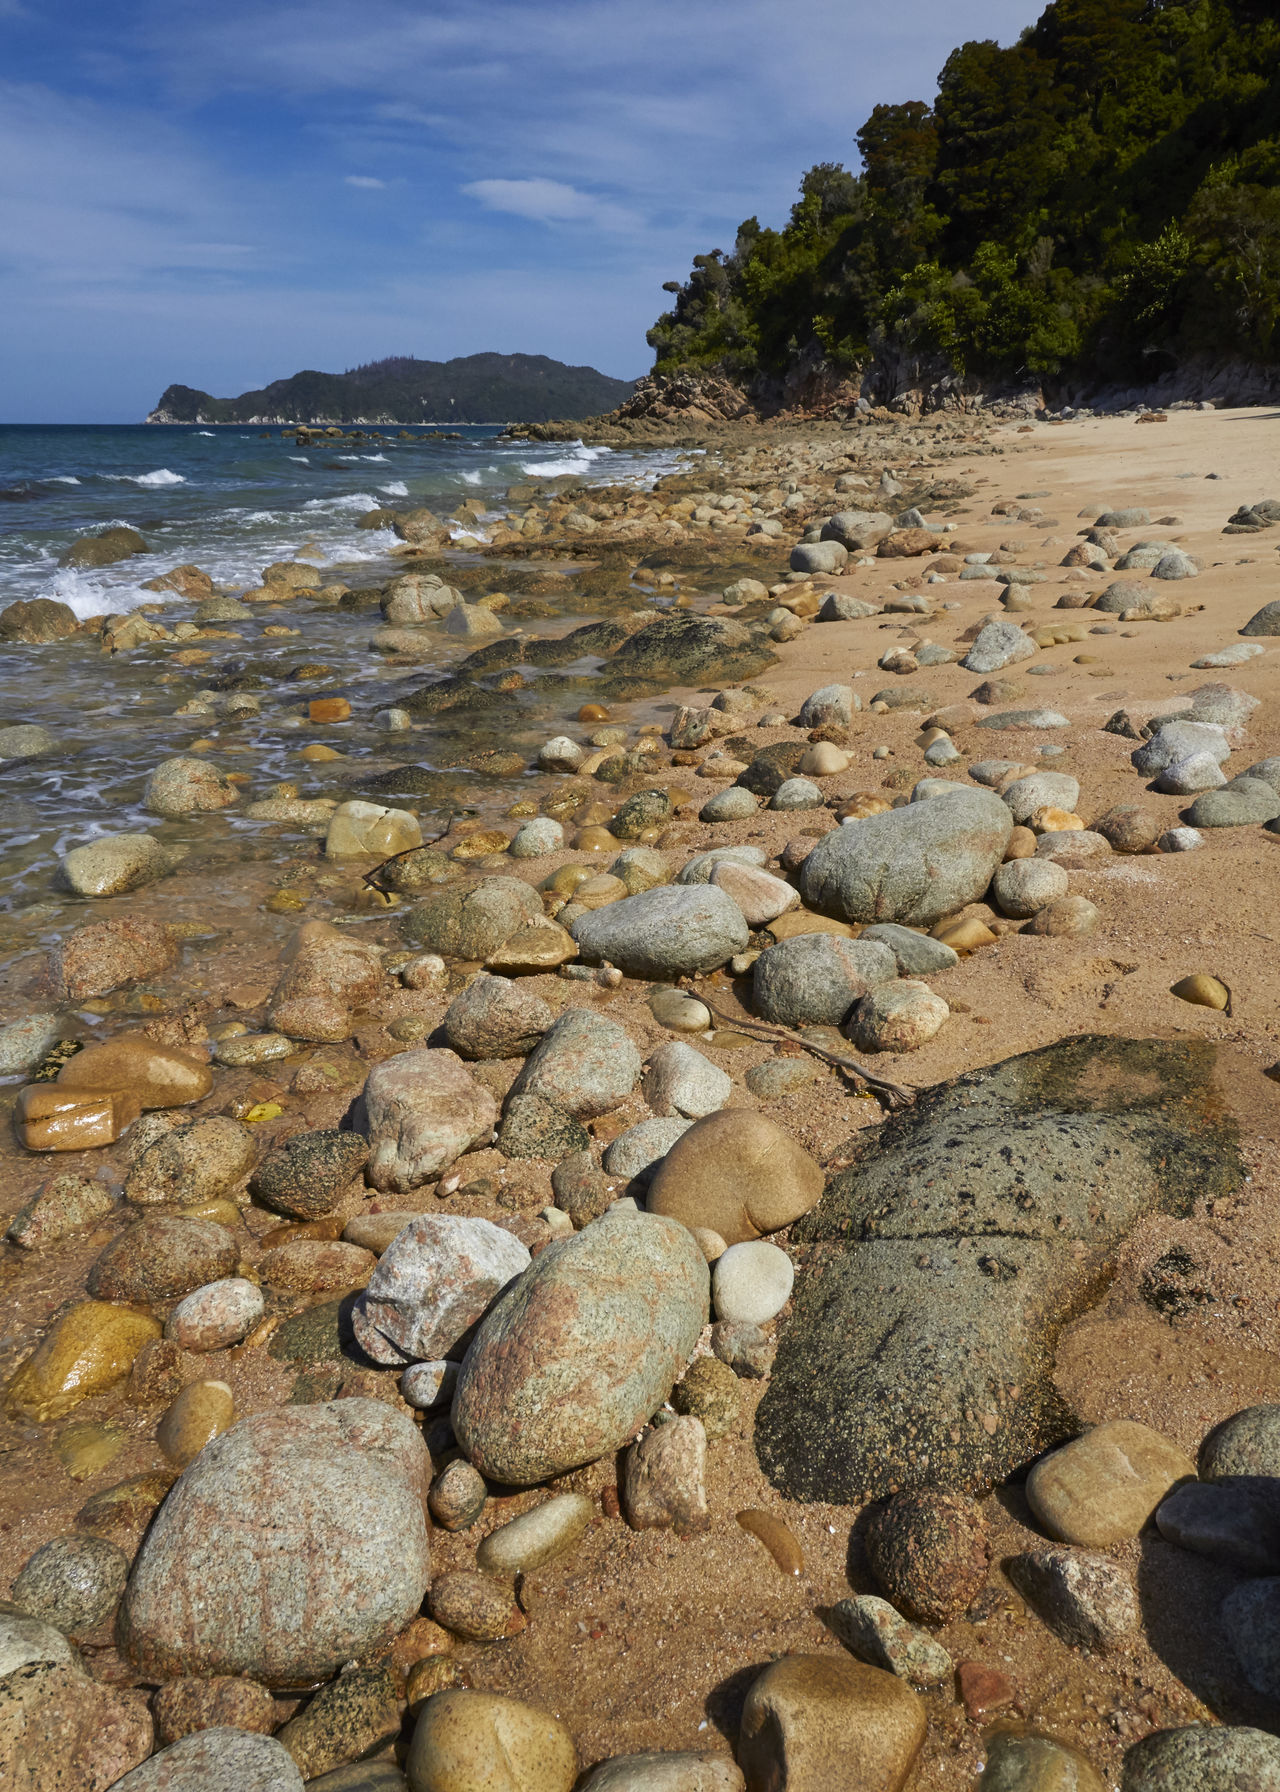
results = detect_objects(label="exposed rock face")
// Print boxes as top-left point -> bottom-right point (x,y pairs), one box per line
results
120,1400 -> 430,1685
754,1037 -> 1242,1502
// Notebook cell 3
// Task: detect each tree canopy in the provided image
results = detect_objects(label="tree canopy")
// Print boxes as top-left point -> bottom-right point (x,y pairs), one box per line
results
647,0 -> 1280,391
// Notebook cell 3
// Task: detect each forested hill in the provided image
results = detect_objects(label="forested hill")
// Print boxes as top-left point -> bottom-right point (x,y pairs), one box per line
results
146,354 -> 636,424
649,0 -> 1280,400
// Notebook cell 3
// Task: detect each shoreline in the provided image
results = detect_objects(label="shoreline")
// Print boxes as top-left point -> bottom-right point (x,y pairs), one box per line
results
1,406 -> 1278,1784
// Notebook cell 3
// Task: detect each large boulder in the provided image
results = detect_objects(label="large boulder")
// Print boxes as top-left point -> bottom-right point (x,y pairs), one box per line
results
144,757 -> 239,818
120,1401 -> 430,1684
400,877 -> 542,959
452,1208 -> 708,1485
799,787 -> 1013,927
752,934 -> 897,1029
571,885 -> 748,979
0,598 -> 78,643
505,1010 -> 641,1119
597,613 -> 775,695
361,1049 -> 498,1193
755,1037 -> 1243,1503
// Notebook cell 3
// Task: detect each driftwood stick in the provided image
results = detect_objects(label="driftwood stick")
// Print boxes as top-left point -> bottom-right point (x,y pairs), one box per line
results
695,994 -> 917,1110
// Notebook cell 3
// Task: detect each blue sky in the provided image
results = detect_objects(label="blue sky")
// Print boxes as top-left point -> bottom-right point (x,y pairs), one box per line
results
0,0 -> 1037,421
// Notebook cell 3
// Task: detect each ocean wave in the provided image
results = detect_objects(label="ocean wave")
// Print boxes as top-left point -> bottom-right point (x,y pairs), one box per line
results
361,454 -> 389,463
288,456 -> 310,463
197,431 -> 215,436
49,476 -> 80,485
461,470 -> 482,485
379,481 -> 408,497
301,493 -> 381,512
519,442 -> 614,478
105,468 -> 186,487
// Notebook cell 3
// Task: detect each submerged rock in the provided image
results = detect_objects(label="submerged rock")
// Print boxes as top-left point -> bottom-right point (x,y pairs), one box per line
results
755,1037 -> 1242,1502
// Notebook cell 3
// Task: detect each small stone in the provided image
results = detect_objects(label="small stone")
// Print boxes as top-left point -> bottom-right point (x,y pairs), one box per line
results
253,1129 -> 369,1219
406,1690 -> 577,1792
1007,1545 -> 1138,1652
6,1301 -> 161,1423
12,1532 -> 129,1639
699,786 -> 760,823
165,1279 -> 263,1352
864,1488 -> 992,1624
60,833 -> 187,898
957,1660 -> 1016,1722
647,1109 -> 824,1244
993,857 -> 1069,917
712,1320 -> 775,1379
847,981 -> 948,1053
642,1041 -> 732,1119
623,1415 -> 708,1531
276,1664 -> 401,1781
744,1057 -> 818,1099
1025,895 -> 1099,937
828,1596 -> 953,1687
770,776 -> 824,811
145,756 -> 239,818
1026,1419 -> 1195,1546
401,1360 -> 458,1411
671,1355 -> 741,1440
1159,826 -> 1201,853
259,1238 -> 375,1292
981,1731 -> 1106,1792
648,988 -> 712,1033
125,1117 -> 255,1208
1122,1725 -> 1280,1792
713,1241 -> 794,1325
859,925 -> 958,976
738,1654 -> 925,1792
1171,973 -> 1229,1010
476,1492 -> 595,1576
603,1117 -> 693,1186
428,1571 -> 525,1643
157,1379 -> 236,1467
151,1676 -> 277,1746
325,801 -> 422,860
352,1214 -> 530,1365
428,1460 -> 488,1531
509,818 -> 565,859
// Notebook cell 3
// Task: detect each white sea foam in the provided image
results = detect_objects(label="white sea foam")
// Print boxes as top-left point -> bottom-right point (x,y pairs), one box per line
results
520,442 -> 614,478
105,468 -> 186,487
379,481 -> 408,497
49,476 -> 80,485
289,456 -> 310,463
461,470 -> 482,485
361,453 -> 389,462
301,493 -> 381,512
336,454 -> 360,461
197,430 -> 215,436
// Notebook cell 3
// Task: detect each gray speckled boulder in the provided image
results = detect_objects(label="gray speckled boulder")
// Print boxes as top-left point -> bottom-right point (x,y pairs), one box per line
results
799,787 -> 1013,927
352,1214 -> 531,1365
755,1036 -> 1242,1503
1201,1404 -> 1280,1480
110,1728 -> 304,1791
452,1207 -> 709,1484
571,885 -> 748,979
1241,601 -> 1280,637
1000,771 -> 1079,824
1122,1725 -> 1280,1791
120,1400 -> 430,1684
1132,722 -> 1229,776
860,925 -> 959,976
361,1049 -> 498,1193
399,876 -> 541,958
507,1010 -> 641,1118
961,620 -> 1036,674
752,934 -> 897,1028
1187,777 -> 1280,828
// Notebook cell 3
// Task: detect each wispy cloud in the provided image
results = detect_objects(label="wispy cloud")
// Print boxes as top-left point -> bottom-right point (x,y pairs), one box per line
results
462,177 -> 640,233
344,174 -> 386,189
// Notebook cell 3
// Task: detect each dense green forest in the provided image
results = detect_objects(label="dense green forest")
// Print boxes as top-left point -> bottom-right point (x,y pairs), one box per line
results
648,0 -> 1280,394
147,354 -> 635,425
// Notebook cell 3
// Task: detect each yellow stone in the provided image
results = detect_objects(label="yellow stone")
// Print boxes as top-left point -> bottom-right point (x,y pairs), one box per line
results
1031,806 -> 1083,834
452,830 -> 511,861
157,1380 -> 236,1468
243,1102 -> 284,1124
53,1421 -> 126,1482
572,874 -> 627,911
931,915 -> 997,952
574,825 -> 620,853
16,1086 -> 141,1152
768,910 -> 856,941
486,920 -> 577,973
7,1301 -> 161,1423
265,889 -> 307,914
541,863 -> 594,898
299,743 -> 345,762
58,1037 -> 212,1110
1172,973 -> 1230,1012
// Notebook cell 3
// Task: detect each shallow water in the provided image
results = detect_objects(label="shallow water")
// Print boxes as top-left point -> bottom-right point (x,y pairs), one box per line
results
0,423 -> 680,937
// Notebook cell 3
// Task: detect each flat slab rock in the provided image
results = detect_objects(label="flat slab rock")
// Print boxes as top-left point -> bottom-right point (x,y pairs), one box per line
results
754,1037 -> 1242,1503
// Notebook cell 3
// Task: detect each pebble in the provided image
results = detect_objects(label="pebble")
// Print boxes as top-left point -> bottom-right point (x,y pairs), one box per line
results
770,776 -> 824,811
157,1379 -> 236,1467
1007,1545 -> 1139,1652
737,1654 -> 925,1792
1122,1725 -> 1280,1792
428,1460 -> 488,1531
1026,1419 -> 1195,1546
828,1595 -> 953,1687
400,1360 -> 458,1411
712,1320 -> 775,1379
213,1032 -> 296,1066
643,1041 -> 732,1118
476,1492 -> 595,1576
166,1278 -> 264,1352
603,1116 -> 693,1185
1026,895 -> 1099,937
865,1488 -> 992,1623
982,1732 -> 1105,1792
671,1356 -> 741,1440
648,988 -> 712,1033
428,1571 -> 526,1642
623,1415 -> 708,1531
1159,826 -> 1202,851
1201,1403 -> 1280,1479
848,981 -> 949,1053
744,1057 -> 818,1099
993,857 -> 1069,917
12,1532 -> 130,1639
647,1109 -> 824,1244
7,1301 -> 161,1422
712,1239 -> 794,1325
405,1690 -> 578,1792
1171,973 -> 1229,1010
509,818 -> 565,858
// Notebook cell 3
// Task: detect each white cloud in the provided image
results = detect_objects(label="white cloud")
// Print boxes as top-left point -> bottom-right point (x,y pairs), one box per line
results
344,174 -> 386,188
462,177 -> 639,233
